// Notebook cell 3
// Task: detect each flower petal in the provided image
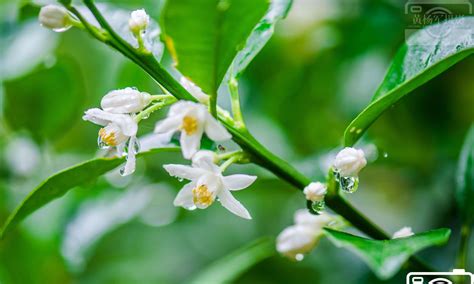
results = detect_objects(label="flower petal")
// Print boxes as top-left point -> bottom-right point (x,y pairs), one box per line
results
154,116 -> 181,134
222,174 -> 257,191
173,182 -> 195,209
218,189 -> 251,219
163,164 -> 204,180
83,108 -> 137,136
121,136 -> 137,176
180,131 -> 203,159
168,101 -> 195,117
204,113 -> 231,141
82,108 -> 111,126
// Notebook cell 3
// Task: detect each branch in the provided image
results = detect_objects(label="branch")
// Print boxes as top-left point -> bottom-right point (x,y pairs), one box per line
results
72,0 -> 433,272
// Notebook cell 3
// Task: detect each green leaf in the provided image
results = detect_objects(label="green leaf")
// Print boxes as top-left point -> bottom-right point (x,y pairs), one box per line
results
0,147 -> 179,238
230,0 -> 292,78
344,17 -> 474,146
161,0 -> 269,105
324,228 -> 451,279
456,124 -> 474,224
189,237 -> 275,284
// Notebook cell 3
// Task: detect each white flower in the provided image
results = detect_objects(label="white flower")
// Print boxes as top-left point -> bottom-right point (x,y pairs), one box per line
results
180,76 -> 209,103
277,210 -> 336,260
129,9 -> 149,34
5,136 -> 40,176
334,147 -> 367,177
155,101 -> 231,159
303,182 -> 327,202
83,108 -> 138,176
392,227 -> 414,239
163,154 -> 256,219
276,225 -> 320,260
101,87 -> 151,114
39,5 -> 72,32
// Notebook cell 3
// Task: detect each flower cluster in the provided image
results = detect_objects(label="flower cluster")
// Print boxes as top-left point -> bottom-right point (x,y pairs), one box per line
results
277,209 -> 338,260
83,88 -> 152,176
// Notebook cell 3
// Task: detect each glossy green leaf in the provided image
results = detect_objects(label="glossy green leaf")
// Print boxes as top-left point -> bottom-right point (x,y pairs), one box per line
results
344,17 -> 474,146
456,124 -> 474,224
324,228 -> 451,279
230,0 -> 292,78
0,147 -> 179,238
189,237 -> 275,284
162,0 -> 269,95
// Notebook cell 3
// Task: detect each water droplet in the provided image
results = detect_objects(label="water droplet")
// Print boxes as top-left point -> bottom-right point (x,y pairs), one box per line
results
334,170 -> 359,193
97,136 -> 109,149
383,152 -> 388,158
177,177 -> 184,182
119,167 -> 126,176
295,254 -> 304,261
311,200 -> 325,213
184,205 -> 197,211
51,25 -> 72,33
141,113 -> 150,120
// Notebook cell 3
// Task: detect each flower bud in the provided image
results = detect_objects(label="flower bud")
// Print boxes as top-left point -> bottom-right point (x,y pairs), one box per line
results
128,9 -> 150,34
303,182 -> 327,202
392,227 -> 414,239
276,225 -> 321,260
38,5 -> 72,32
101,88 -> 151,114
334,147 -> 367,177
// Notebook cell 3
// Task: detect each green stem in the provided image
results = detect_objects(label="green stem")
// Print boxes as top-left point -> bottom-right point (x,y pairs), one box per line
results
228,77 -> 245,129
135,97 -> 176,122
457,224 -> 472,269
220,155 -> 239,172
74,1 -> 433,272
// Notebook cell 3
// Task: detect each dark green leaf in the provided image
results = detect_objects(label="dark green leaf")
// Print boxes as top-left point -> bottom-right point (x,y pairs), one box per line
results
189,237 -> 275,284
0,147 -> 179,238
324,228 -> 451,279
456,124 -> 474,224
344,17 -> 474,146
162,0 -> 269,95
230,0 -> 292,78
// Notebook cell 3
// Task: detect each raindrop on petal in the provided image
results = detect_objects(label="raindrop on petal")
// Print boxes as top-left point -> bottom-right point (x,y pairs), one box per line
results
97,136 -> 109,149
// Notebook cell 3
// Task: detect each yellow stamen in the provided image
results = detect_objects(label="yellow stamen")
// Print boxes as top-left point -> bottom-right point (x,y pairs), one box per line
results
99,128 -> 117,146
192,185 -> 214,207
181,115 -> 198,135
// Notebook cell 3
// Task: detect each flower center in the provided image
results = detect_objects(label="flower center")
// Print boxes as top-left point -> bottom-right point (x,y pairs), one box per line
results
99,127 -> 118,146
181,115 -> 198,135
192,184 -> 214,207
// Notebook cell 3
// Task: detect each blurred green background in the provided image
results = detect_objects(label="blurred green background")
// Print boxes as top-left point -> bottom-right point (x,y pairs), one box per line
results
0,0 -> 473,283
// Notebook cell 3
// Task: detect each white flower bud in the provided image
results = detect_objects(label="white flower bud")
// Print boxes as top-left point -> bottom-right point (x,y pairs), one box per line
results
129,9 -> 150,34
303,182 -> 327,202
334,147 -> 367,177
276,225 -> 321,260
38,5 -> 72,32
101,88 -> 151,114
392,227 -> 414,239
